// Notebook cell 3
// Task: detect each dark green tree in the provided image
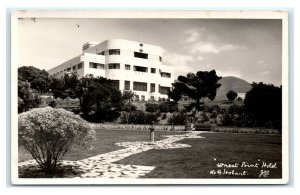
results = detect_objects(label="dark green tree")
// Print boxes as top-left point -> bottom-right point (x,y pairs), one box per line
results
18,66 -> 50,93
226,90 -> 238,101
168,70 -> 222,109
18,80 -> 41,113
244,82 -> 282,130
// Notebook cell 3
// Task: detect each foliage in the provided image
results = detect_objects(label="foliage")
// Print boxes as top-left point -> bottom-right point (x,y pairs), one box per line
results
120,110 -> 160,124
158,102 -> 169,112
158,102 -> 178,113
123,102 -> 137,112
167,86 -> 182,102
80,78 -> 123,117
168,70 -> 222,109
18,66 -> 50,93
18,107 -> 95,173
167,112 -> 187,125
49,74 -> 124,122
145,103 -> 159,112
162,113 -> 167,120
18,81 -> 41,113
122,90 -> 135,103
244,82 -> 282,130
49,73 -> 81,99
226,90 -> 238,101
48,100 -> 57,108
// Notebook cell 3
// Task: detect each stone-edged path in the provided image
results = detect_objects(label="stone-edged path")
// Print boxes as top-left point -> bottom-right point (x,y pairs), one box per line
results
19,131 -> 205,178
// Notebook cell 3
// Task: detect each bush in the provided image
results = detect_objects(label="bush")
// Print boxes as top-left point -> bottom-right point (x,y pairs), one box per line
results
158,102 -> 178,113
18,107 -> 95,173
145,103 -> 159,112
48,100 -> 56,108
158,102 -> 169,112
226,90 -> 238,101
167,112 -> 187,125
120,110 -> 159,124
81,110 -> 121,123
162,113 -> 167,120
123,102 -> 137,112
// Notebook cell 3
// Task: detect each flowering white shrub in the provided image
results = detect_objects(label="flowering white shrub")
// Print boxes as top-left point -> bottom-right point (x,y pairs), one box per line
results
18,107 -> 95,172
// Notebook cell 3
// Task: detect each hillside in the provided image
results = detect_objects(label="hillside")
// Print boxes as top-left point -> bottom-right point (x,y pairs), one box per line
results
215,76 -> 252,100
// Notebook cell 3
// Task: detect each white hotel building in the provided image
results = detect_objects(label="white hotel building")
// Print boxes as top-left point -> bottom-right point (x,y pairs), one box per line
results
48,39 -> 175,101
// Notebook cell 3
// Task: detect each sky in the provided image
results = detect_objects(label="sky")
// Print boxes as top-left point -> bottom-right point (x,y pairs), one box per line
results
18,18 -> 282,86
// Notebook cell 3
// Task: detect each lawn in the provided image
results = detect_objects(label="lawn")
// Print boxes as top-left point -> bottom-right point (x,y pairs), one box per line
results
18,129 -> 188,162
115,132 -> 282,178
19,130 -> 282,179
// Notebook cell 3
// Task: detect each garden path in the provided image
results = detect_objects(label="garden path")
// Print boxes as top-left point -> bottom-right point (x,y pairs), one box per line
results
19,131 -> 206,178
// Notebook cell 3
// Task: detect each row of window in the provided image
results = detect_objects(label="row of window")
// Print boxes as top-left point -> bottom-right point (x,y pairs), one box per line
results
51,62 -> 171,78
97,49 -> 162,62
116,80 -> 170,94
51,63 -> 83,76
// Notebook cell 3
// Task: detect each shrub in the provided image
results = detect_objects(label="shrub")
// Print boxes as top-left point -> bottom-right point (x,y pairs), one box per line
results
162,113 -> 167,120
18,107 -> 95,173
226,90 -> 238,101
167,112 -> 187,125
158,102 -> 178,113
237,97 -> 243,101
120,110 -> 159,124
145,103 -> 159,112
158,102 -> 169,112
167,102 -> 179,113
123,102 -> 137,112
48,100 -> 56,108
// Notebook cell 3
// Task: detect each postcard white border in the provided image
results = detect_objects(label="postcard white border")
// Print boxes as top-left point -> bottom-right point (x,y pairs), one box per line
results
11,10 -> 289,185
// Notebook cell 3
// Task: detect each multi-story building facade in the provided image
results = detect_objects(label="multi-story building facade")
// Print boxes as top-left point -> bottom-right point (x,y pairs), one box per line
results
48,39 -> 175,101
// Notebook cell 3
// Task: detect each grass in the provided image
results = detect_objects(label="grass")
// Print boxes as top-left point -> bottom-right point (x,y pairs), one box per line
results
18,129 -> 188,162
19,130 -> 282,179
115,133 -> 282,178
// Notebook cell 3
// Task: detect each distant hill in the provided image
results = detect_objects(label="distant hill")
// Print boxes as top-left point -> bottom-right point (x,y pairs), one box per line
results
215,76 -> 252,100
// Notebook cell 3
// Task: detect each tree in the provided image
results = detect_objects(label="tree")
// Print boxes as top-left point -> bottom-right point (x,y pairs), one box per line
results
226,90 -> 238,101
49,72 -> 80,99
244,82 -> 282,130
18,66 -> 50,93
18,107 -> 95,173
168,70 -> 222,109
18,81 -> 41,113
122,90 -> 135,103
80,77 -> 123,122
167,84 -> 182,102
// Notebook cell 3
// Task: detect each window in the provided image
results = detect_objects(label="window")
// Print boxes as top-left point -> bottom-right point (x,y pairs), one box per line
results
67,68 -> 71,71
159,56 -> 162,62
125,81 -> 130,90
161,72 -> 171,78
133,66 -> 148,72
89,62 -> 104,69
73,65 -> 76,70
109,49 -> 120,55
134,52 -> 148,59
133,81 -> 147,91
159,86 -> 171,95
108,63 -> 120,69
112,80 -> 119,90
125,64 -> 131,70
78,63 -> 83,69
98,51 -> 105,55
151,68 -> 156,73
150,83 -> 155,92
